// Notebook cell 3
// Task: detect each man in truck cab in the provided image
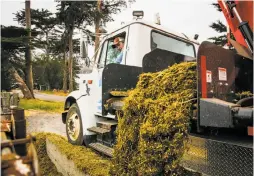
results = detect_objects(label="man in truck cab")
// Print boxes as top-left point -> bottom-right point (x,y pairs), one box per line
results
112,37 -> 124,64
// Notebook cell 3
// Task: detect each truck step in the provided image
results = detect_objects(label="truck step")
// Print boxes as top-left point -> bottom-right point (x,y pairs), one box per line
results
112,101 -> 124,110
105,98 -> 124,111
87,127 -> 110,134
89,142 -> 113,157
97,120 -> 118,130
94,112 -> 116,120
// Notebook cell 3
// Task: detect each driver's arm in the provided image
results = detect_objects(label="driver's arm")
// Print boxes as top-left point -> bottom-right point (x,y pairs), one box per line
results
115,52 -> 123,64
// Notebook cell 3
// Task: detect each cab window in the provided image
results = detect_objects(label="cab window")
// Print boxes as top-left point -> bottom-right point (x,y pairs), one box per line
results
151,31 -> 195,57
106,40 -> 121,65
97,32 -> 126,68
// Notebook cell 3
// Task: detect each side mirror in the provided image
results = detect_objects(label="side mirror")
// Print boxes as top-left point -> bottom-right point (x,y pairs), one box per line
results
81,40 -> 90,67
85,57 -> 91,67
81,40 -> 88,59
194,34 -> 199,40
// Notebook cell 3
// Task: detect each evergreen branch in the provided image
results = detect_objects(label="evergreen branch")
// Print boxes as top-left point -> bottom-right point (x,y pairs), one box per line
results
209,20 -> 227,33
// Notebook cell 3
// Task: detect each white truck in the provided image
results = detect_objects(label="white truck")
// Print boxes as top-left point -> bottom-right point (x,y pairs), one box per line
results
61,12 -> 199,150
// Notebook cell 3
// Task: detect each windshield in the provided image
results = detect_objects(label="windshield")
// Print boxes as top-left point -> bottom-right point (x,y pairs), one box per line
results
151,31 -> 195,57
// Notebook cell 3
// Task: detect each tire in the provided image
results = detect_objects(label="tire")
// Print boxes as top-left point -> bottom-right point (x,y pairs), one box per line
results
66,103 -> 83,145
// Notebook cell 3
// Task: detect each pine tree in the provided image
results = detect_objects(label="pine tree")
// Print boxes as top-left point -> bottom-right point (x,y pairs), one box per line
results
1,25 -> 34,98
15,7 -> 69,91
14,8 -> 58,56
56,1 -> 94,92
208,3 -> 234,49
208,20 -> 228,46
211,3 -> 222,12
208,4 -> 227,46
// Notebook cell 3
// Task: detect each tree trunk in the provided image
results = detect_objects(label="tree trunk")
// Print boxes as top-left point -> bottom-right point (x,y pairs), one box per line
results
94,17 -> 101,60
9,67 -> 33,99
45,32 -> 49,57
63,52 -> 68,93
68,28 -> 74,92
25,0 -> 34,99
94,0 -> 102,60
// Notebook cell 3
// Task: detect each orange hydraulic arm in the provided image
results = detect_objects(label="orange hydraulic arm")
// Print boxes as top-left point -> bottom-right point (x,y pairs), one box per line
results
218,0 -> 253,54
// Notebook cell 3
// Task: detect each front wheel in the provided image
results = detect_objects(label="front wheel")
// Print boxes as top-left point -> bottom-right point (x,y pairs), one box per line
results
66,103 -> 83,145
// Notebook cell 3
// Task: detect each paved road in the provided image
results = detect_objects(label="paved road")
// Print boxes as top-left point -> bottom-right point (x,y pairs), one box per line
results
26,110 -> 66,136
12,90 -> 66,102
34,92 -> 66,102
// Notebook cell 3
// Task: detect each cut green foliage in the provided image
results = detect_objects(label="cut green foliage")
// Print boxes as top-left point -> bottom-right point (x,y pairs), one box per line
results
235,91 -> 253,99
111,62 -> 197,175
34,133 -> 62,176
110,91 -> 129,97
35,132 -> 111,176
19,99 -> 64,113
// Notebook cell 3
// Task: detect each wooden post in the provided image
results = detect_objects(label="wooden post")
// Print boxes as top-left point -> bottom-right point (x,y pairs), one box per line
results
25,0 -> 35,98
94,0 -> 102,60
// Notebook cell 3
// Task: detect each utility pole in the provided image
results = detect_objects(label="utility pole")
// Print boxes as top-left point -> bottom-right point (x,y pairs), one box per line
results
94,0 -> 102,60
25,0 -> 35,98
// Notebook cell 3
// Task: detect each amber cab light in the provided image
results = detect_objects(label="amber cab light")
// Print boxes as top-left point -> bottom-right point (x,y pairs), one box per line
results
87,80 -> 93,84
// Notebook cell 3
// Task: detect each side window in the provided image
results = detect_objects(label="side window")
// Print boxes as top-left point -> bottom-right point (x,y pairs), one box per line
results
151,31 -> 195,57
97,32 -> 126,68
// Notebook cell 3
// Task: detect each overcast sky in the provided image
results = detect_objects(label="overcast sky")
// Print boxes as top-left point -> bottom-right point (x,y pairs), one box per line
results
1,0 -> 226,57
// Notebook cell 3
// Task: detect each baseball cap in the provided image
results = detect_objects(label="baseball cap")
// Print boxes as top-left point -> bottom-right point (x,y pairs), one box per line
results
112,37 -> 124,48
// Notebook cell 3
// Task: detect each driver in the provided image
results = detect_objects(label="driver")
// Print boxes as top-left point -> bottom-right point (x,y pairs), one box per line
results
112,37 -> 125,64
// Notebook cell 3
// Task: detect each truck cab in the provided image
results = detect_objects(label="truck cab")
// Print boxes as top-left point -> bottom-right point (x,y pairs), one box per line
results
62,17 -> 200,146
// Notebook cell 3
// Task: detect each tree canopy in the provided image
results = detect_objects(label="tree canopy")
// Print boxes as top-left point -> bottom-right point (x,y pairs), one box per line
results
208,3 -> 234,49
1,25 -> 32,97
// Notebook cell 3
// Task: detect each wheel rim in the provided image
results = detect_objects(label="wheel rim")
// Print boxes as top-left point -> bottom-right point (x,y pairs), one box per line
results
67,113 -> 80,141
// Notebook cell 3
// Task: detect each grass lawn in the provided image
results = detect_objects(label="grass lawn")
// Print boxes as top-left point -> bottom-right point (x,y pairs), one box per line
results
19,98 -> 64,113
40,90 -> 68,97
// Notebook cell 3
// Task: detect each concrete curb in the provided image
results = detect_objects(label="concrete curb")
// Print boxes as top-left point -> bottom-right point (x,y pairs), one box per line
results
46,138 -> 89,176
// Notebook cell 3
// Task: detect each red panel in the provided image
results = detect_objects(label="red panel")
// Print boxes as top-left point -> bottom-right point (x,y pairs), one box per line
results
247,126 -> 253,136
201,55 -> 207,98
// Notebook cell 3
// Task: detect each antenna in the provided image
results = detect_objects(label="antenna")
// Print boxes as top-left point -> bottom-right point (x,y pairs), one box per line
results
155,13 -> 161,25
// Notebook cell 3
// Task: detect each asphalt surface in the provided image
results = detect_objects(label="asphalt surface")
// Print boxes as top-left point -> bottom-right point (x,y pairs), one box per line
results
12,90 -> 66,102
26,110 -> 66,137
34,92 -> 66,102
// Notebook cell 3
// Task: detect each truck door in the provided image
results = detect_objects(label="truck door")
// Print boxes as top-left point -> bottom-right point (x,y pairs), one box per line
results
96,28 -> 129,114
